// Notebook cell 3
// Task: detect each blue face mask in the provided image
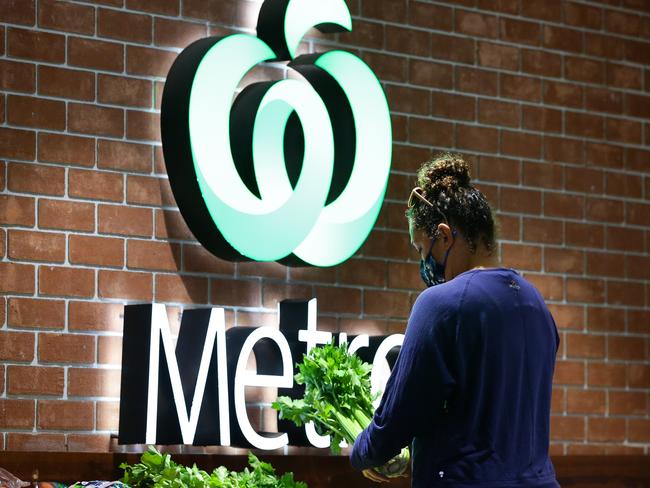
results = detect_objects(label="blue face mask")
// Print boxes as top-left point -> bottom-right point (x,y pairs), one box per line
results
420,231 -> 456,288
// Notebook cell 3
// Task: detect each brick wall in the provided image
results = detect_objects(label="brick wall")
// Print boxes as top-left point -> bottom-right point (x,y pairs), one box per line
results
0,0 -> 648,455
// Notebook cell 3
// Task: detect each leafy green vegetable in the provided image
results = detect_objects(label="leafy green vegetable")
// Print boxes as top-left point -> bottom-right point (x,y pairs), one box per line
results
120,446 -> 307,488
273,342 -> 409,477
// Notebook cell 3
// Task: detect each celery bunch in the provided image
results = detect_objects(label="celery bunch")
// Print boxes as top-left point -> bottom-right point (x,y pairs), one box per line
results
273,342 -> 409,477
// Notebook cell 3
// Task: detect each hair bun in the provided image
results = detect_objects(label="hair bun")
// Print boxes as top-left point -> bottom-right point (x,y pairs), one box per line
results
418,153 -> 471,191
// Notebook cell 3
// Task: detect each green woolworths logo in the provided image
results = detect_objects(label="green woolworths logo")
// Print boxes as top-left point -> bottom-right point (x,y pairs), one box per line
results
161,0 -> 392,267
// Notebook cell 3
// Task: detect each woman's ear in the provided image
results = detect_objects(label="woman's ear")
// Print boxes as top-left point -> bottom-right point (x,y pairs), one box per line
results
437,223 -> 453,246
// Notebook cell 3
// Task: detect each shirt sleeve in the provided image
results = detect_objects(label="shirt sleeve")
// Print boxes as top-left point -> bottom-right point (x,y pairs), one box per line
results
350,292 -> 456,470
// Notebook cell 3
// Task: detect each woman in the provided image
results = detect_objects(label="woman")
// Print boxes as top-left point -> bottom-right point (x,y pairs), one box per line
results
350,154 -> 560,487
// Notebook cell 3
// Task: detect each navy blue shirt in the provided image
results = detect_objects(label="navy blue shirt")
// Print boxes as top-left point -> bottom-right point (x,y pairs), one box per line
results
351,268 -> 560,488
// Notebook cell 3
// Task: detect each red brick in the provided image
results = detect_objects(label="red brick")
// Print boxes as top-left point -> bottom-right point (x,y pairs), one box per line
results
98,337 -> 122,366
38,199 -> 94,232
627,419 -> 650,443
98,74 -> 152,108
543,25 -> 583,53
478,99 -> 520,128
0,127 -> 36,160
626,93 -> 650,118
0,262 -> 35,293
409,1 -> 452,30
98,139 -> 152,173
39,0 -> 94,34
68,36 -> 123,72
40,266 -> 95,298
261,283 -> 312,309
567,278 -> 605,304
67,368 -> 121,397
456,11 -> 497,38
543,81 -> 583,109
0,0 -> 35,24
38,65 -> 95,101
409,118 -> 454,147
96,401 -> 120,430
586,251 -> 625,278
431,33 -> 474,64
585,87 -> 622,114
501,131 -> 541,159
544,136 -> 584,164
521,50 -> 561,78
288,265 -> 337,284
585,198 -> 623,223
239,261 -> 288,279
211,279 -> 261,307
628,364 -> 650,389
588,417 -> 625,442
565,167 -> 603,195
607,281 -> 644,307
566,112 -> 604,139
547,304 -> 584,330
8,297 -> 65,329
8,28 -> 65,63
127,176 -> 175,206
7,95 -> 65,130
8,163 -> 63,197
386,26 -> 429,57
550,416 -> 585,441
500,74 -> 541,102
607,63 -> 641,90
501,243 -> 541,271
587,307 -> 625,332
155,210 -> 194,240
525,274 -> 563,301
522,161 -> 563,189
127,46 -> 177,77
608,335 -> 645,361
478,42 -> 521,70
387,85 -> 430,115
183,244 -> 234,275
544,248 -> 583,274
0,331 -> 34,362
628,310 -> 650,334
364,52 -> 407,83
338,259 -> 387,287
544,192 -> 585,219
127,240 -> 180,272
69,103 -> 124,137
38,133 -> 95,167
605,10 -> 641,36
624,39 -> 650,65
588,363 -> 626,387
361,230 -> 411,260
609,391 -> 647,416
127,110 -> 160,142
500,18 -> 540,45
69,235 -> 124,268
339,20 -> 383,49
69,301 -> 124,332
6,434 -> 65,452
479,156 -> 520,185
626,202 -> 650,228
586,143 -> 623,169
626,148 -> 650,172
98,270 -> 153,301
0,60 -> 36,92
8,230 -> 65,263
7,365 -> 63,395
99,204 -> 153,237
0,195 -> 34,227
127,0 -> 179,15
566,333 -> 605,359
39,333 -> 95,364
626,255 -> 650,280
361,0 -> 406,22
365,290 -> 411,318
606,118 -> 642,145
0,399 -> 35,429
182,0 -> 234,23
455,67 -> 498,96
67,434 -> 112,452
564,2 -> 602,29
98,8 -> 152,43
567,389 -> 606,414
38,400 -> 93,430
456,124 -> 498,153
155,274 -> 208,304
316,286 -> 361,314
431,92 -> 474,121
565,57 -> 604,85
522,106 -> 562,133
606,226 -> 644,253
501,188 -> 542,215
69,169 -> 124,202
154,17 -> 206,48
554,361 -> 584,385
523,217 -> 563,245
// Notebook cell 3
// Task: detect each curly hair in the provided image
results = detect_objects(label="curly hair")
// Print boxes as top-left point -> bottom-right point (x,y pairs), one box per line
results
406,153 -> 496,254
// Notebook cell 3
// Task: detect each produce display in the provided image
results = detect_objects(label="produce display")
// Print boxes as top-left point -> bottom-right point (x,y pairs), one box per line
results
117,446 -> 307,488
273,342 -> 410,478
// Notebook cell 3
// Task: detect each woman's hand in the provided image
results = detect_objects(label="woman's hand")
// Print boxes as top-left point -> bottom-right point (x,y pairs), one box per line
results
362,468 -> 391,483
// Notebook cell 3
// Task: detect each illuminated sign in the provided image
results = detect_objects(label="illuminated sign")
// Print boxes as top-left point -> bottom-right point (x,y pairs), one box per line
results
161,0 -> 392,267
118,300 -> 403,449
